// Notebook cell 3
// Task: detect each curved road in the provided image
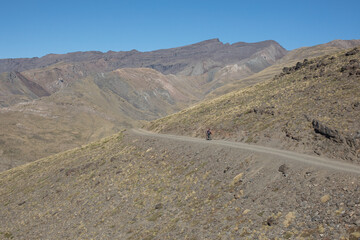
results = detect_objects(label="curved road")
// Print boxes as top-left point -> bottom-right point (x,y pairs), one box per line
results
132,129 -> 360,175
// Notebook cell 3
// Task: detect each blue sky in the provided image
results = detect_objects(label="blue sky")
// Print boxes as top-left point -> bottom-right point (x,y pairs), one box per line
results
1,0 -> 359,58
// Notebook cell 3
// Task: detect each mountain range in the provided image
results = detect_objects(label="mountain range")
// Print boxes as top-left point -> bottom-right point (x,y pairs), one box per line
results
0,39 -> 286,75
1,38 -> 360,239
0,38 -> 359,172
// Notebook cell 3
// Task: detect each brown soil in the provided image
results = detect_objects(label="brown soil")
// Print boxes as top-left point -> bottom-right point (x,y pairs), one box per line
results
1,129 -> 359,239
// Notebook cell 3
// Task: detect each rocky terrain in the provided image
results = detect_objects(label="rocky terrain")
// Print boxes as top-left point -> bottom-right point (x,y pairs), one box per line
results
1,40 -> 360,240
0,39 -> 287,171
208,39 -> 360,98
148,47 -> 360,164
1,39 -> 360,173
0,130 -> 359,239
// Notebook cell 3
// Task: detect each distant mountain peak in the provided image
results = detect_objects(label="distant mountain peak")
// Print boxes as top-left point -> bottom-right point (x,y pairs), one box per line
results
201,38 -> 221,43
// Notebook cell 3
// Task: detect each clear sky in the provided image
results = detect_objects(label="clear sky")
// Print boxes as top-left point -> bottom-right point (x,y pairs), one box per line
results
1,0 -> 359,59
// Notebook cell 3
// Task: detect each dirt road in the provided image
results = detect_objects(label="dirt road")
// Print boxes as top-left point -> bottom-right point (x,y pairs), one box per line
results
132,129 -> 360,175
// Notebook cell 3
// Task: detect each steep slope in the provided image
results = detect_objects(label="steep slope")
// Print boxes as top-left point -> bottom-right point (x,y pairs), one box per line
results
0,130 -> 359,239
0,68 -> 200,172
209,39 -> 360,97
0,62 -> 94,107
278,39 -> 360,65
148,48 -> 360,163
0,72 -> 51,107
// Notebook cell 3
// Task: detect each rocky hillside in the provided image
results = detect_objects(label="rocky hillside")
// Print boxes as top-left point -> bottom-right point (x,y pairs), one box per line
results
0,39 -> 358,172
0,130 -> 359,239
148,48 -> 360,163
209,39 -> 360,97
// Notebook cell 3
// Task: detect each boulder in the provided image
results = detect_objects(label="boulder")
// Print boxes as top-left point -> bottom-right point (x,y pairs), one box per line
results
345,48 -> 359,56
312,119 -> 341,141
278,164 -> 289,176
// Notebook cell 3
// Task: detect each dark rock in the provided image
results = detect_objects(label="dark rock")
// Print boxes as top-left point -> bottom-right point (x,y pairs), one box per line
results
266,217 -> 277,226
284,128 -> 301,141
349,59 -> 358,64
282,67 -> 291,74
278,164 -> 289,176
345,48 -> 359,56
355,131 -> 360,139
352,102 -> 360,109
340,66 -> 348,72
295,62 -> 303,70
155,203 -> 163,210
312,119 -> 341,141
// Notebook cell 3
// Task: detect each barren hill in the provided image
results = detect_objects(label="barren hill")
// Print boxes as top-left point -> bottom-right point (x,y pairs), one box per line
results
0,68 -> 201,171
1,39 -> 359,172
0,39 -> 286,108
148,47 -> 360,163
0,39 -> 286,76
0,129 -> 359,239
209,39 -> 360,97
0,39 -> 287,171
1,41 -> 360,240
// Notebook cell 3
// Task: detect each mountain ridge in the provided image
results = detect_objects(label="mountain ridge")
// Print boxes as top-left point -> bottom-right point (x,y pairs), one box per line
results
1,39 -> 359,172
0,39 -> 287,76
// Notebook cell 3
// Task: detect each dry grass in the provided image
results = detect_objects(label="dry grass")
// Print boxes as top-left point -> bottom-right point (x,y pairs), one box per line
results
1,129 -> 359,239
148,48 -> 360,162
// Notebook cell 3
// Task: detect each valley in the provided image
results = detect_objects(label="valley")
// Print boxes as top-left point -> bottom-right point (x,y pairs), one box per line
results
0,38 -> 360,239
0,39 -> 287,171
